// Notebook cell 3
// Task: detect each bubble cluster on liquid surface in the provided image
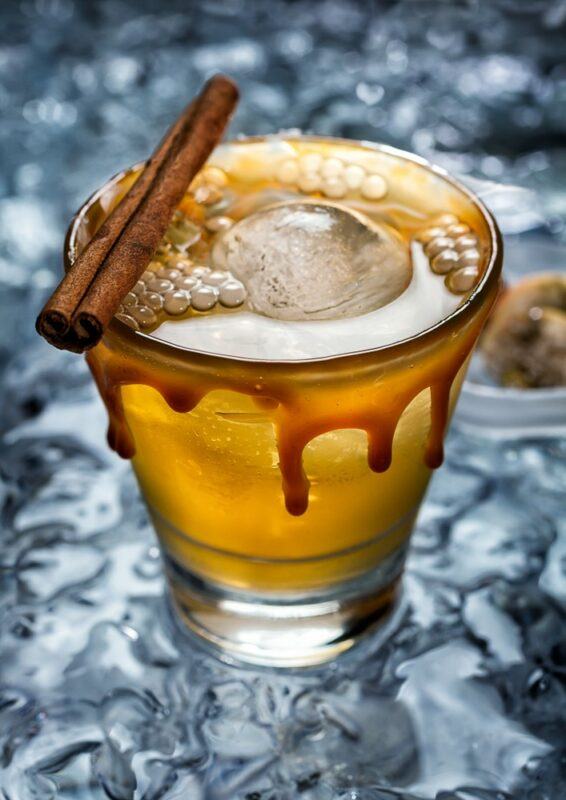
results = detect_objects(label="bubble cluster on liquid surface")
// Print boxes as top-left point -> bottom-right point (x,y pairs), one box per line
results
112,143 -> 485,345
114,166 -> 248,332
415,213 -> 484,294
116,254 -> 247,332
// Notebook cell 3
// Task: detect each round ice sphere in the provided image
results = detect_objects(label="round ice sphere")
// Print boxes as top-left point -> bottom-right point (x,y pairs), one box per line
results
214,200 -> 411,321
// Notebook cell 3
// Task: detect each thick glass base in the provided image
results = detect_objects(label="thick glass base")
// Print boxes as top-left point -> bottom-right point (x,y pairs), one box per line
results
164,546 -> 407,668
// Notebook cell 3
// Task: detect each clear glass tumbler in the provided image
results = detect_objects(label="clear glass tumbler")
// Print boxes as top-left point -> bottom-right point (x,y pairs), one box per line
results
67,137 -> 502,666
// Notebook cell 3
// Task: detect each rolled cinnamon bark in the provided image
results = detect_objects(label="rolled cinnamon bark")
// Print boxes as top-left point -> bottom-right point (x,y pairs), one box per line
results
36,74 -> 239,353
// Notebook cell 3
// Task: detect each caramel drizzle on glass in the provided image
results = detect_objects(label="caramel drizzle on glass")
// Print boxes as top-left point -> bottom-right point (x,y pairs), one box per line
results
86,318 -> 480,517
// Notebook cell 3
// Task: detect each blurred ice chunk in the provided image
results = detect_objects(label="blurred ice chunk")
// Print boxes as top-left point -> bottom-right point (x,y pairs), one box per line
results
461,176 -> 545,234
13,465 -> 122,538
463,586 -> 524,665
17,543 -> 106,601
539,520 -> 566,607
398,640 -> 552,796
103,56 -> 142,94
0,197 -> 61,263
412,494 -> 555,589
457,55 -> 535,99
193,39 -> 266,75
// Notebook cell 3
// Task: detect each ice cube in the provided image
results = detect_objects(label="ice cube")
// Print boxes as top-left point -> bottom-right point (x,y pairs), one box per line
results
212,200 -> 411,321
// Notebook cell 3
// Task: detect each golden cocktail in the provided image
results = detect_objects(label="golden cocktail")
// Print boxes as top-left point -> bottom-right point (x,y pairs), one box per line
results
70,136 -> 502,666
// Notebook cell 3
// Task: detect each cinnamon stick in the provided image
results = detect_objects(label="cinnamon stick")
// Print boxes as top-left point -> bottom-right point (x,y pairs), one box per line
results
36,75 -> 239,353
35,109 -> 191,352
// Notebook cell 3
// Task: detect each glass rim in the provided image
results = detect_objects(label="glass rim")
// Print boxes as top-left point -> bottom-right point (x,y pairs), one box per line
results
65,133 -> 503,367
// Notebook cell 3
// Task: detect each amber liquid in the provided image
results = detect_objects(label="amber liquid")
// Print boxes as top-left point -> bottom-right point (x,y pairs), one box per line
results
79,137 -> 500,602
88,326 -> 475,596
126,387 -> 434,590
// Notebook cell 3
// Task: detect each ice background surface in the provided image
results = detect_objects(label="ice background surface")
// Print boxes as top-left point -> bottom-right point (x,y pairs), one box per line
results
1,1 -> 566,798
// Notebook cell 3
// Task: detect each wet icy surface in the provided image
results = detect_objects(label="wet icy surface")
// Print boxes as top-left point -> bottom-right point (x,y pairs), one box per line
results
3,351 -> 566,800
1,1 -> 566,798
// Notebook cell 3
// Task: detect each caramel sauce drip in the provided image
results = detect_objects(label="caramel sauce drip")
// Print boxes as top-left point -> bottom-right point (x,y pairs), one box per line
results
87,322 -> 478,516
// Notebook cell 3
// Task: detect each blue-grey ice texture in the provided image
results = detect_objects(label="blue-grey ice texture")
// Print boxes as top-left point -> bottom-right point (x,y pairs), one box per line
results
1,1 -> 566,798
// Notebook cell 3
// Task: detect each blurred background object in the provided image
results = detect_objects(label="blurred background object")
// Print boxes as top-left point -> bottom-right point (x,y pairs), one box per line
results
1,2 -> 565,799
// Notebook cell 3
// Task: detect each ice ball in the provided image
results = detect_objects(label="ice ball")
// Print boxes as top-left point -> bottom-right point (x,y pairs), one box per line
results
212,200 -> 411,321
